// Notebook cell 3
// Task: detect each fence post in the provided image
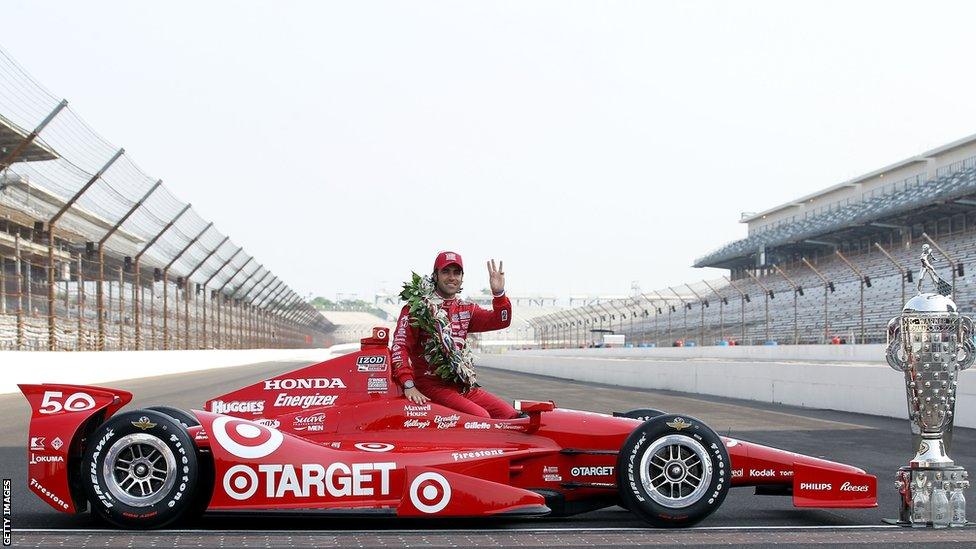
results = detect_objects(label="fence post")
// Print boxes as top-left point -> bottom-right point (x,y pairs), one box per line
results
2,100 -> 68,350
77,255 -> 85,350
200,248 -> 244,348
161,223 -> 213,350
118,266 -> 124,349
1,255 -> 6,316
150,271 -> 156,349
14,234 -> 23,349
133,202 -> 190,350
214,257 -> 256,348
0,100 -> 67,171
46,148 -> 126,351
45,229 -> 54,350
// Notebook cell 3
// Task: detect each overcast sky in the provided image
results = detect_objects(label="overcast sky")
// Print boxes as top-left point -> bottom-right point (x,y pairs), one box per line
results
5,1 -> 976,302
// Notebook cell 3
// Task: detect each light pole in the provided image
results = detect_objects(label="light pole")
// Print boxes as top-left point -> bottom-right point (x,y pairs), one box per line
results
874,242 -> 911,307
701,279 -> 728,343
835,250 -> 871,344
771,264 -> 802,345
684,283 -> 708,346
801,257 -> 834,343
651,290 -> 673,345
568,308 -> 587,348
634,293 -> 657,346
743,270 -> 773,343
607,300 -> 630,343
722,276 -> 750,344
667,287 -> 692,345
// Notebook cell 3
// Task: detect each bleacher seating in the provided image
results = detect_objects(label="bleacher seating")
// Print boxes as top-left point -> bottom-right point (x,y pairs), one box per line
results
541,230 -> 976,347
694,166 -> 976,268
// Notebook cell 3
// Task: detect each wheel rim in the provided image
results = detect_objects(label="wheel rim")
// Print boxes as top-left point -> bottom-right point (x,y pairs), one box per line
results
639,434 -> 712,508
103,433 -> 177,507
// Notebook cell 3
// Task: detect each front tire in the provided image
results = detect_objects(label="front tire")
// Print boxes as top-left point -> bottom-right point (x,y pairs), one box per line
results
617,414 -> 729,528
614,408 -> 667,422
82,410 -> 199,529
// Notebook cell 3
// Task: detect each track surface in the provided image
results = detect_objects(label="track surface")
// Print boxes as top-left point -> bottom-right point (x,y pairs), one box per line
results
2,358 -> 975,546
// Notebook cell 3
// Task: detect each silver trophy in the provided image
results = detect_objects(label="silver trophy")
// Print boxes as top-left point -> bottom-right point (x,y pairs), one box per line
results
885,244 -> 973,526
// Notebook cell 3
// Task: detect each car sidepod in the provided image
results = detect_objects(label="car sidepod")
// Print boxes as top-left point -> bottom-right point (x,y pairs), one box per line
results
194,410 -> 549,517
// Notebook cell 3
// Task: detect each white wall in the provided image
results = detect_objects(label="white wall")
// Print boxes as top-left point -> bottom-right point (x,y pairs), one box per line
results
0,348 -> 333,395
478,345 -> 976,428
517,344 -> 887,362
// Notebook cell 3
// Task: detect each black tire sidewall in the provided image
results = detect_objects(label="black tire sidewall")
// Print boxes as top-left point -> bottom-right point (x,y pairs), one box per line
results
82,410 -> 198,529
621,408 -> 667,422
617,414 -> 729,528
144,406 -> 200,428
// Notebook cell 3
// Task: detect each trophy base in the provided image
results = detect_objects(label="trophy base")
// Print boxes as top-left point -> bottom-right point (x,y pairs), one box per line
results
894,465 -> 969,526
910,436 -> 954,468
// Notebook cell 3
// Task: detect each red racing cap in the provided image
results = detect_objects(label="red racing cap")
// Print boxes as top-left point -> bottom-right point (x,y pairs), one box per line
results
433,251 -> 463,272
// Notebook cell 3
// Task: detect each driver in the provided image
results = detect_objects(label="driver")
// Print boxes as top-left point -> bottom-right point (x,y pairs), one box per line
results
391,251 -> 518,419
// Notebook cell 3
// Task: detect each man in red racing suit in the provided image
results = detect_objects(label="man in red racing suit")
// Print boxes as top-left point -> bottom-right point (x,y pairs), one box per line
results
391,251 -> 517,419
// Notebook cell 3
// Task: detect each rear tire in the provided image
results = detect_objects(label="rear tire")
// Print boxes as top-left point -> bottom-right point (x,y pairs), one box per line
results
145,405 -> 213,524
145,406 -> 200,429
617,414 -> 729,528
82,410 -> 199,529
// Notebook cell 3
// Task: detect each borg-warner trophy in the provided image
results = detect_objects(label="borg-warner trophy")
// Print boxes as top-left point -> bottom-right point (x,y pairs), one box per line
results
886,244 -> 973,526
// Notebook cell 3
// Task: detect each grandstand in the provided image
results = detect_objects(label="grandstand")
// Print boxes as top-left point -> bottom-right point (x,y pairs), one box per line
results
532,133 -> 976,348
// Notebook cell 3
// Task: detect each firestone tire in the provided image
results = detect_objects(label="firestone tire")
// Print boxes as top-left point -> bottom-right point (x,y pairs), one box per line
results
143,405 -> 214,522
81,410 -> 199,529
617,414 -> 729,528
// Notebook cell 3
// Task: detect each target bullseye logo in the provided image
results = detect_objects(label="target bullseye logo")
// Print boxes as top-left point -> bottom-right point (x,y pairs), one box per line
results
409,472 -> 451,513
223,464 -> 259,500
212,416 -> 283,459
354,442 -> 394,452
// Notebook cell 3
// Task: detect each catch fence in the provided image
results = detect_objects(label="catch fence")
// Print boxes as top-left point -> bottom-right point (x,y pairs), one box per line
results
0,45 -> 330,350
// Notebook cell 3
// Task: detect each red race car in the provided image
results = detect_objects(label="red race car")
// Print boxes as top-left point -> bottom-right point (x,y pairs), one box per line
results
20,328 -> 877,529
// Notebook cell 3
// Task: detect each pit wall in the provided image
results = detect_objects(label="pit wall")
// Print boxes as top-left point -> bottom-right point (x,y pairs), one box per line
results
476,345 -> 976,429
0,348 -> 333,395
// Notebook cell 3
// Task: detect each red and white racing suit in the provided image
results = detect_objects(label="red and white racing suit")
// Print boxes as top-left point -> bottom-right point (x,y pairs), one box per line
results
391,294 -> 517,419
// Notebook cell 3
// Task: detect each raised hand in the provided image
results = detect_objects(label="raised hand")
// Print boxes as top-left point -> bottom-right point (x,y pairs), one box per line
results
487,259 -> 505,295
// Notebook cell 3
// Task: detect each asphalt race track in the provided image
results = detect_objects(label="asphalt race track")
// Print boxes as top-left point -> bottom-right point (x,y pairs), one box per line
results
3,358 -> 975,547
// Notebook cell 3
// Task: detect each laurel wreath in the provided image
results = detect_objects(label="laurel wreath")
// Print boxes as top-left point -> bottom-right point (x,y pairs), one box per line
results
399,272 -> 477,391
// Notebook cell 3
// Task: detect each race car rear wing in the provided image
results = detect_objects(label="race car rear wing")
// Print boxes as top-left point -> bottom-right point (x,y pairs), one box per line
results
20,383 -> 132,513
